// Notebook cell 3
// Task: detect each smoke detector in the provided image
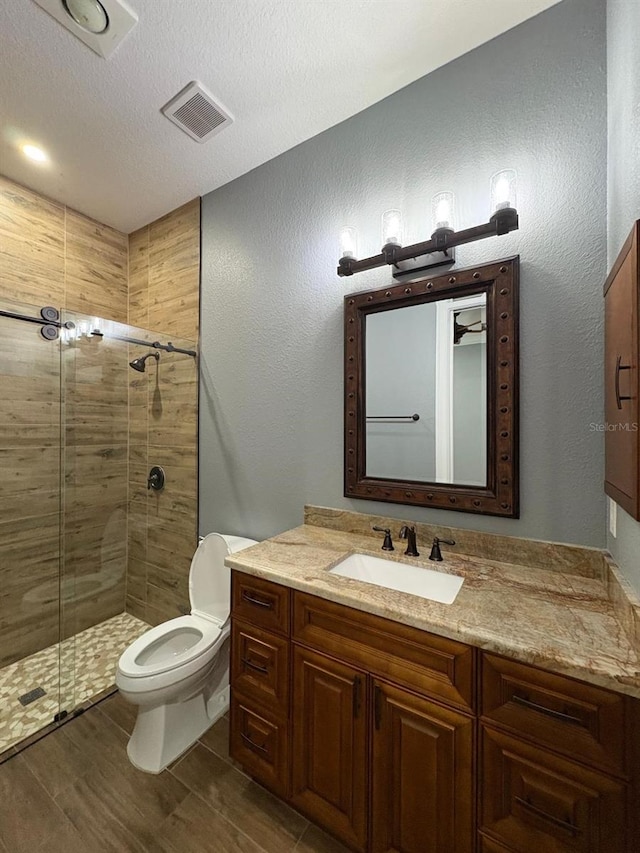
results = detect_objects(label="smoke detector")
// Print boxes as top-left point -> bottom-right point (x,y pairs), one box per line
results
33,0 -> 138,59
161,82 -> 234,144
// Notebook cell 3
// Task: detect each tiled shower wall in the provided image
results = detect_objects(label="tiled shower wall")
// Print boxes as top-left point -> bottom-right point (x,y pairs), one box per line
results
0,175 -> 200,662
0,175 -> 129,666
125,199 -> 200,626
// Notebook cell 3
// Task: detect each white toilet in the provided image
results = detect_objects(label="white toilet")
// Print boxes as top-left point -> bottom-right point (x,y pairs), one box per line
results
116,532 -> 258,774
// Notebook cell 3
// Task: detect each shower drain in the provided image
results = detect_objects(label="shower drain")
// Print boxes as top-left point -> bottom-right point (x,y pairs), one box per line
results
18,686 -> 46,706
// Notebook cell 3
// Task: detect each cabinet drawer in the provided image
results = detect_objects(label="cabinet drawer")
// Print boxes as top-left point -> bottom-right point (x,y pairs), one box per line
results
482,653 -> 626,776
480,726 -> 627,853
293,591 -> 475,712
231,573 -> 290,636
231,619 -> 289,716
230,694 -> 289,797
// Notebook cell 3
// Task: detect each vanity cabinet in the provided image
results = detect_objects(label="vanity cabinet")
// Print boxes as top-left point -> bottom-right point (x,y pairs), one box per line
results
479,653 -> 635,853
229,574 -> 292,798
229,572 -> 639,853
604,219 -> 640,519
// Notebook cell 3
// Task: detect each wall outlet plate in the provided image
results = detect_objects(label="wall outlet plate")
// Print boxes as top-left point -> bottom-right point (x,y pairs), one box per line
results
609,497 -> 617,537
33,0 -> 138,59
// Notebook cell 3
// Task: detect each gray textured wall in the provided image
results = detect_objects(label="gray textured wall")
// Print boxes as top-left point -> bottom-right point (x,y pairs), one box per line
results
606,0 -> 640,592
199,0 -> 607,546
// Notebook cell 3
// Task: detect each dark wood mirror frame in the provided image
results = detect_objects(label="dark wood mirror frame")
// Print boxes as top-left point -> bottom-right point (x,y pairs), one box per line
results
344,256 -> 519,517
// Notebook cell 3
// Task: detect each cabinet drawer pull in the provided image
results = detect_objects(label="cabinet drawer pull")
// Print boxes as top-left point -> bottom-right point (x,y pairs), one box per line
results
374,685 -> 383,730
512,693 -> 582,725
241,733 -> 268,754
242,591 -> 274,609
514,796 -> 579,835
241,657 -> 269,675
615,355 -> 632,410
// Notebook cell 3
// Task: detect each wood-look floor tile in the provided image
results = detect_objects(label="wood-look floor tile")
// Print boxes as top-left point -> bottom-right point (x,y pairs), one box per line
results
20,724 -> 89,798
54,769 -> 149,853
35,816 -> 89,853
147,791 -> 265,853
0,755 -> 68,852
98,692 -> 138,736
171,744 -> 307,853
198,714 -> 232,762
294,825 -> 350,853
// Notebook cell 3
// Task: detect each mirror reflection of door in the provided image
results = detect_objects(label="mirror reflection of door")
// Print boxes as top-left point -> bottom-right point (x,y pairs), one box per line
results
365,293 -> 487,486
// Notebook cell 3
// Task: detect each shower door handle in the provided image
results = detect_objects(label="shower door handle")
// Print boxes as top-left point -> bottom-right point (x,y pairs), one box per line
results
147,466 -> 165,491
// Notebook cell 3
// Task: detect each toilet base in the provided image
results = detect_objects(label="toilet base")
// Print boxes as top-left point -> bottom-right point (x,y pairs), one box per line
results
127,687 -> 229,774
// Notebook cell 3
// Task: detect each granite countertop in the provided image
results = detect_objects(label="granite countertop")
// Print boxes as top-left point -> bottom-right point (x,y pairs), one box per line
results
226,522 -> 640,699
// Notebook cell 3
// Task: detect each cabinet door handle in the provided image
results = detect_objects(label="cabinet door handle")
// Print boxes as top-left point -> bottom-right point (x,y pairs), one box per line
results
353,676 -> 362,718
374,685 -> 383,730
514,796 -> 579,835
242,591 -> 274,609
241,733 -> 268,754
241,657 -> 269,675
512,693 -> 583,725
615,355 -> 632,410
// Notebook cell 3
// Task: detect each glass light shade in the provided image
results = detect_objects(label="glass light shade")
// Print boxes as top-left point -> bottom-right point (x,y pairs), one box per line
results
490,169 -> 517,213
63,0 -> 110,34
339,226 -> 358,260
381,209 -> 403,247
431,191 -> 455,231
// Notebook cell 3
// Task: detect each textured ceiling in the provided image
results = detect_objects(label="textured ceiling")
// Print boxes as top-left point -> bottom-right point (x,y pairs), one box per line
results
0,0 -> 560,232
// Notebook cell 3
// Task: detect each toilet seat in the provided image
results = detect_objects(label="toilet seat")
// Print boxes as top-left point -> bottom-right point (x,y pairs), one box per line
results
118,615 -> 223,680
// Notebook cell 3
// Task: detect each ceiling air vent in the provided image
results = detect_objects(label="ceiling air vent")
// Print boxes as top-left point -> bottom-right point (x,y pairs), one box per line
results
162,82 -> 233,143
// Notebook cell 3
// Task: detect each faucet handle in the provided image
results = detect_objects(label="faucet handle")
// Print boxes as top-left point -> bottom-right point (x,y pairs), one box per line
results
372,526 -> 394,551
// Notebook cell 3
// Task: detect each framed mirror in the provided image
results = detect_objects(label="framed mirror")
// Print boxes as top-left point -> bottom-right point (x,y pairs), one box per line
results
344,257 -> 519,517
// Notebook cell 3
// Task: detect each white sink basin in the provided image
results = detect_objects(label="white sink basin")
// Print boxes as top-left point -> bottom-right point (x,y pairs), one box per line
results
329,553 -> 464,605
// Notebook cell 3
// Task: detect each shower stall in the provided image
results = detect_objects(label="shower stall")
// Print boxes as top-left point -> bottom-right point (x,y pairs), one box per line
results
0,294 -> 198,755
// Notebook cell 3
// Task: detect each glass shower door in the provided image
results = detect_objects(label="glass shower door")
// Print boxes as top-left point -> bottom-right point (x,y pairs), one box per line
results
0,296 -> 66,752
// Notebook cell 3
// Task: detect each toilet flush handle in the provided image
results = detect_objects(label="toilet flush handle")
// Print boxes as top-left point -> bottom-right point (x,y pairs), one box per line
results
147,466 -> 165,491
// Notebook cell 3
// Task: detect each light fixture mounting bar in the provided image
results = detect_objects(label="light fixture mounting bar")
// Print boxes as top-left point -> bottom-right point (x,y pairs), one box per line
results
337,209 -> 518,277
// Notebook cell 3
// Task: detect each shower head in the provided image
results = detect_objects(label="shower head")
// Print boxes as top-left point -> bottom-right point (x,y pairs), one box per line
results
129,352 -> 160,372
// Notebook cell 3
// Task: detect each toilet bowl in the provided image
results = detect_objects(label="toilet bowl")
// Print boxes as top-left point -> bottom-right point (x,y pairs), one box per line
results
116,532 -> 258,773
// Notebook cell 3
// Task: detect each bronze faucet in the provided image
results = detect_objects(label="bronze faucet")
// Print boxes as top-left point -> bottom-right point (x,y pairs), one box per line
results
372,526 -> 394,551
399,525 -> 419,557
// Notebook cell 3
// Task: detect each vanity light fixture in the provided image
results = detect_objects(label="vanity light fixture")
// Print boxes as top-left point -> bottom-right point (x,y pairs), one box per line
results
337,171 -> 519,278
339,226 -> 358,264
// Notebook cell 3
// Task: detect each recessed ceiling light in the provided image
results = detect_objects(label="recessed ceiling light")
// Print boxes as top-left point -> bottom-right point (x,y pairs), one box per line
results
62,0 -> 109,34
33,0 -> 137,60
21,144 -> 49,164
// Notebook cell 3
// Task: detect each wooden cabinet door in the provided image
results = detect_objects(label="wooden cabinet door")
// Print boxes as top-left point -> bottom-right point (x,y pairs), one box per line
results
370,679 -> 474,853
291,645 -> 368,852
604,220 -> 639,517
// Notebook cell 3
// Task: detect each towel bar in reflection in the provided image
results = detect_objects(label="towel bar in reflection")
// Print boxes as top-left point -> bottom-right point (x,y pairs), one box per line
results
366,414 -> 420,423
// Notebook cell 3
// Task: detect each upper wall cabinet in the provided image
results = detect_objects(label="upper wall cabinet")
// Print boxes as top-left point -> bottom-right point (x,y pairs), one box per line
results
604,221 -> 640,519
344,258 -> 519,517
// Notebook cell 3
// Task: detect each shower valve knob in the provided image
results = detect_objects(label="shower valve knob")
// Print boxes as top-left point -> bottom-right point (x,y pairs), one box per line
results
147,466 -> 165,491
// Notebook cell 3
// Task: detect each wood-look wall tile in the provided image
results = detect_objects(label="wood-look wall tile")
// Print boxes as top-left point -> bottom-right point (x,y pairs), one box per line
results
128,227 -> 149,328
147,267 -> 200,340
0,447 -> 60,522
148,199 -> 200,280
65,210 -> 128,323
126,559 -> 147,603
0,177 -> 65,306
126,595 -> 146,622
146,562 -> 189,602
